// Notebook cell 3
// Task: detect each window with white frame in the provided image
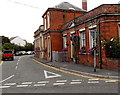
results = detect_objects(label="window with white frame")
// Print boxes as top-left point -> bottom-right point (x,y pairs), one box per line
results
63,35 -> 67,48
47,12 -> 50,28
89,28 -> 97,48
44,15 -> 47,30
80,31 -> 86,48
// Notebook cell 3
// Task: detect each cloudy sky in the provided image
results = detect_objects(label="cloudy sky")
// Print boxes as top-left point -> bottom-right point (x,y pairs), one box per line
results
0,0 -> 119,43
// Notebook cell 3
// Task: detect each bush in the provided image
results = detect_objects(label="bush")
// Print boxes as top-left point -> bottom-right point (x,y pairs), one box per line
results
103,38 -> 120,58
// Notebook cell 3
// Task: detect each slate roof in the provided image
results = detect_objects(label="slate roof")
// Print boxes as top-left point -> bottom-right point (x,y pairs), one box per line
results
52,2 -> 86,12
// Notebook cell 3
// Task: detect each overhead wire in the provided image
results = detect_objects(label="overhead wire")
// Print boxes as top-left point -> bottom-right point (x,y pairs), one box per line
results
5,0 -> 41,9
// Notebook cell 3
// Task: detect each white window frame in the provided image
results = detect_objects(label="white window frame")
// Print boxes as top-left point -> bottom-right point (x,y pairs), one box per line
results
44,15 -> 47,30
63,34 -> 67,48
80,31 -> 86,48
47,12 -> 50,29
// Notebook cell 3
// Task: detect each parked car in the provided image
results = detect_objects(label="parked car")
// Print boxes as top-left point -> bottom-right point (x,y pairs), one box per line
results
15,51 -> 22,56
26,51 -> 32,55
21,51 -> 27,55
2,50 -> 14,61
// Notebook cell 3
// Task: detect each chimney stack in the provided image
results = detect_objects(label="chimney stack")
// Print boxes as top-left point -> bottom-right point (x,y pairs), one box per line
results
82,0 -> 87,11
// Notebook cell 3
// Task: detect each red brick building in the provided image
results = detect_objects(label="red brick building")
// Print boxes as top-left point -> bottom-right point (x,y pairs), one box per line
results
34,1 -> 120,70
40,2 -> 87,61
61,4 -> 120,70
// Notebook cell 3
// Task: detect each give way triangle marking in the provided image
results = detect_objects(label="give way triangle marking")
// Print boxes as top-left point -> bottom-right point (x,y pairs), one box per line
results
44,70 -> 62,79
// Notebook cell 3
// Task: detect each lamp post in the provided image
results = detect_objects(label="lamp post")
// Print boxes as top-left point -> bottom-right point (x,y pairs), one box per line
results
90,22 -> 97,72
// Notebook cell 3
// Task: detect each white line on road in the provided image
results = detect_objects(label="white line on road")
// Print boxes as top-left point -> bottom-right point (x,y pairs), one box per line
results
56,80 -> 67,82
105,80 -> 117,83
21,82 -> 33,85
4,83 -> 16,86
37,81 -> 49,84
53,83 -> 65,85
88,78 -> 99,81
34,84 -> 46,87
17,62 -> 19,65
16,85 -> 28,87
15,66 -> 18,70
70,82 -> 82,84
0,75 -> 15,83
72,79 -> 82,82
88,81 -> 99,83
0,61 -> 3,66
0,86 -> 10,88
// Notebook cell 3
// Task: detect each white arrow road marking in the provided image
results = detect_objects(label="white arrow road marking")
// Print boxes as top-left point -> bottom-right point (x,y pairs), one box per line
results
44,70 -> 61,79
0,86 -> 10,88
0,75 -> 15,83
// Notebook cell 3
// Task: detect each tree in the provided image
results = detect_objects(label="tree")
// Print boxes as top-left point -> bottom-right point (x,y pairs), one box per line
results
1,36 -> 10,45
2,43 -> 14,50
25,43 -> 34,51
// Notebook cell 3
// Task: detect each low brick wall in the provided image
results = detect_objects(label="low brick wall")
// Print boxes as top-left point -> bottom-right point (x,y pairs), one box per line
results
78,54 -> 120,70
102,58 -> 120,70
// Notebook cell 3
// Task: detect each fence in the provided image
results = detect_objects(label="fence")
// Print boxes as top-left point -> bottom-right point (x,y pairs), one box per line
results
52,51 -> 68,62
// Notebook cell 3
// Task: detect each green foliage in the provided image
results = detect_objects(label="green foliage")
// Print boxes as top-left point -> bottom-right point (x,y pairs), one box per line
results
103,38 -> 120,58
1,36 -> 10,45
25,43 -> 34,51
2,43 -> 14,50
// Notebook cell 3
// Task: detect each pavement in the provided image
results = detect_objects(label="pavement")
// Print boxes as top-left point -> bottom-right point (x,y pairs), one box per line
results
32,56 -> 120,79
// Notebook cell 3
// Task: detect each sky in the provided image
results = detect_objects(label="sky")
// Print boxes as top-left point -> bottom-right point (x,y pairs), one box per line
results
0,0 -> 120,43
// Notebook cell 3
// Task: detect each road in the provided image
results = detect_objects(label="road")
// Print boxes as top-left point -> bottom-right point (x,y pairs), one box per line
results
0,55 -> 119,93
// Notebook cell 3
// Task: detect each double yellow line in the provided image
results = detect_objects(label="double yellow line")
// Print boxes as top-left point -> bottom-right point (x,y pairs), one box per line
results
32,58 -> 120,82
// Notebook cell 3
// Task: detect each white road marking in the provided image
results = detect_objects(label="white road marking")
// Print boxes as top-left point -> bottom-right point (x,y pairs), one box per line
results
34,84 -> 46,87
16,85 -> 28,87
72,79 -> 82,82
56,80 -> 67,82
15,66 -> 18,70
105,80 -> 117,83
53,83 -> 65,85
0,86 -> 10,88
37,81 -> 49,84
17,62 -> 19,65
4,83 -> 16,86
0,75 -> 15,83
21,82 -> 33,85
70,82 -> 82,84
44,70 -> 61,79
88,81 -> 99,83
0,61 -> 3,65
88,78 -> 99,81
